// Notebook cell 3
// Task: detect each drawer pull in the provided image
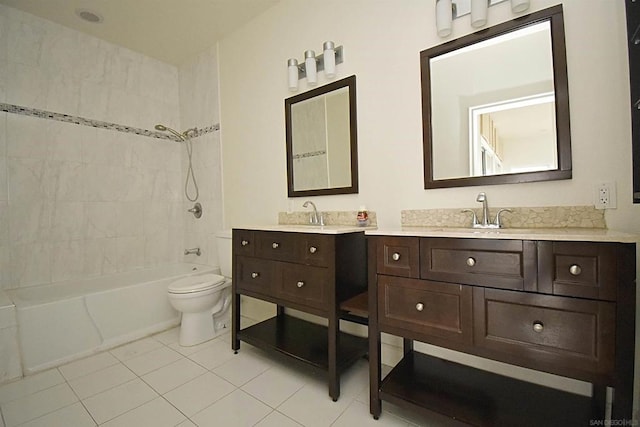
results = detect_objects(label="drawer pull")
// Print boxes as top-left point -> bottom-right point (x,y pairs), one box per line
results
415,302 -> 424,312
297,281 -> 305,288
392,252 -> 401,261
241,240 -> 249,246
272,242 -> 279,249
309,246 -> 317,254
532,321 -> 544,333
251,272 -> 260,279
466,257 -> 476,267
569,264 -> 582,276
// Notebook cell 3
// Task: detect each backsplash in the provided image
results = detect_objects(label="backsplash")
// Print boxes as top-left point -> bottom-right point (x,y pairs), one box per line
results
402,206 -> 606,229
279,210 -> 377,227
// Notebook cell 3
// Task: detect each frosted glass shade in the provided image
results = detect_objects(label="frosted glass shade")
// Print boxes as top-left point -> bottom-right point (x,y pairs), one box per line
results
305,50 -> 317,86
436,0 -> 452,37
471,0 -> 488,28
287,59 -> 298,91
323,41 -> 336,78
511,0 -> 530,13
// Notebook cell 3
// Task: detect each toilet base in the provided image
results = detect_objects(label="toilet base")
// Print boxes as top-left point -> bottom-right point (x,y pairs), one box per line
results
179,312 -> 216,347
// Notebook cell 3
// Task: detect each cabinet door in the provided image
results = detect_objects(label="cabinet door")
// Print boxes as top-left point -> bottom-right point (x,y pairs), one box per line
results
235,256 -> 274,296
378,275 -> 473,346
375,236 -> 420,278
277,263 -> 329,310
421,238 -> 536,291
473,287 -> 615,377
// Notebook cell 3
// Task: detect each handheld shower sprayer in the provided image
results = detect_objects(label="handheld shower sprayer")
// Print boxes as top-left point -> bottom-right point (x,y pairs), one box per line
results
155,123 -> 200,203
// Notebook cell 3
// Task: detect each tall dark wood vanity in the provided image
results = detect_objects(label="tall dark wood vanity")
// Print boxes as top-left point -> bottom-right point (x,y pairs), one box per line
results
231,226 -> 368,401
367,229 -> 636,426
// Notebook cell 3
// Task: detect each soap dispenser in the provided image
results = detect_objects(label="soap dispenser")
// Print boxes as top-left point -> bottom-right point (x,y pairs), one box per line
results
356,206 -> 369,227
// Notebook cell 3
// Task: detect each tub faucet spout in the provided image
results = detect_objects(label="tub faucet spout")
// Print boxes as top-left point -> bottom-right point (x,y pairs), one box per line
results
184,248 -> 201,256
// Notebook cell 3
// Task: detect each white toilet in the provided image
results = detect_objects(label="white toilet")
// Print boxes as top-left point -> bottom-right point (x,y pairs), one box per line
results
168,231 -> 233,346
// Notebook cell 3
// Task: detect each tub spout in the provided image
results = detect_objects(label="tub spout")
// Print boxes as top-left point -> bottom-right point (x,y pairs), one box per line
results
184,248 -> 201,256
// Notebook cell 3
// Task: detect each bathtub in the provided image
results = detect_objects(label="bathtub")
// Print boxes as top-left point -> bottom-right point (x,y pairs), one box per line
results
7,263 -> 218,375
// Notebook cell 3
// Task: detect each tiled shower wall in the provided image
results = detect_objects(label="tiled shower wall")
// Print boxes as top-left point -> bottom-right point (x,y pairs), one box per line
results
0,5 -> 222,290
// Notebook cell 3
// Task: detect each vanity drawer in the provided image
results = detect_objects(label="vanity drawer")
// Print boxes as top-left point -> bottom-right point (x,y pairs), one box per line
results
255,231 -> 298,262
420,238 -> 536,291
233,229 -> 255,257
235,256 -> 274,296
375,236 -> 420,278
276,263 -> 329,310
378,275 -> 473,345
300,234 -> 333,267
537,241 -> 617,301
473,288 -> 615,376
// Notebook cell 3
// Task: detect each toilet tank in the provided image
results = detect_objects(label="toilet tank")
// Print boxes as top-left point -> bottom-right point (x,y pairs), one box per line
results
215,230 -> 233,277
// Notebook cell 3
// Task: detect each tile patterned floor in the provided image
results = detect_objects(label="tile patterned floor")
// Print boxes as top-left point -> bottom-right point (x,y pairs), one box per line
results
0,318 -> 460,427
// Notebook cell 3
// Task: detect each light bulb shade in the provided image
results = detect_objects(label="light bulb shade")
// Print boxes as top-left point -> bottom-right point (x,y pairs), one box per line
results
470,0 -> 488,28
436,0 -> 453,38
287,58 -> 298,91
323,41 -> 336,78
305,50 -> 317,85
511,0 -> 530,13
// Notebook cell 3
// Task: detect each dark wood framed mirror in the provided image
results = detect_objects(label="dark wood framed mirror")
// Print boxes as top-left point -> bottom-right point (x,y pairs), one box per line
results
422,5 -> 571,189
285,75 -> 358,197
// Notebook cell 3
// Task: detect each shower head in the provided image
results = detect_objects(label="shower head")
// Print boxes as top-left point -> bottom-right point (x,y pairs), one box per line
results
155,123 -> 186,141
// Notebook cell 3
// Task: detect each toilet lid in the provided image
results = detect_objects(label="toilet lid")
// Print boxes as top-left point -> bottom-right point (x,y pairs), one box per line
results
168,273 -> 227,294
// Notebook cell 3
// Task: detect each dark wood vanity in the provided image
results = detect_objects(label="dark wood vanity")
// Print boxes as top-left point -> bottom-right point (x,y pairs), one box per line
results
231,227 -> 368,401
367,231 -> 636,426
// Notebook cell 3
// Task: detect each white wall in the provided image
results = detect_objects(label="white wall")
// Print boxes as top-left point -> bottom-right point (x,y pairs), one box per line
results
219,0 -> 639,233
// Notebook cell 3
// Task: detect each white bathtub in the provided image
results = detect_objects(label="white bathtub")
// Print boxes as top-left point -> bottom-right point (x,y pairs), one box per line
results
7,263 -> 218,375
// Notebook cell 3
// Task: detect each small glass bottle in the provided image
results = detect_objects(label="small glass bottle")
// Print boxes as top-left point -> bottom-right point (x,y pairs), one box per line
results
356,206 -> 369,227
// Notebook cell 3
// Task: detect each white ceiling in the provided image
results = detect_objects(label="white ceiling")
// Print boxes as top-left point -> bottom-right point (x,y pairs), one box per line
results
0,0 -> 280,66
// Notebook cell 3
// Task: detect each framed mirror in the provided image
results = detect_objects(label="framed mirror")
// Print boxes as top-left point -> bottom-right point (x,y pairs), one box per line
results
285,75 -> 358,197
422,5 -> 571,189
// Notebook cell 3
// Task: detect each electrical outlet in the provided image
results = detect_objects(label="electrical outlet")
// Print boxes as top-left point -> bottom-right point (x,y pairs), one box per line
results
595,182 -> 617,209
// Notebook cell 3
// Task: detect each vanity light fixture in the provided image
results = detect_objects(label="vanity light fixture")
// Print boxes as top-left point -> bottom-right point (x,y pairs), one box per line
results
471,0 -> 489,28
287,42 -> 344,92
511,0 -> 530,13
437,0 -> 531,37
436,0 -> 453,37
305,50 -> 318,86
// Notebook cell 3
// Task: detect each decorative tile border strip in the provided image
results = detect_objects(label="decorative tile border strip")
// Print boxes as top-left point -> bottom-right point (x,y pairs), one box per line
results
292,150 -> 326,160
279,210 -> 377,227
0,103 -> 219,142
401,206 -> 606,229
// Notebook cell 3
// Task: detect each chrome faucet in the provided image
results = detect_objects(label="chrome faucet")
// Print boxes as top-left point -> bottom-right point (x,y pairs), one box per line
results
476,192 -> 490,227
461,193 -> 512,229
184,248 -> 201,256
302,201 -> 324,226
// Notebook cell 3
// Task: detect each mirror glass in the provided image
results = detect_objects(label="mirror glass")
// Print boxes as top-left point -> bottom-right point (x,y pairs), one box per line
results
422,5 -> 571,188
286,75 -> 358,197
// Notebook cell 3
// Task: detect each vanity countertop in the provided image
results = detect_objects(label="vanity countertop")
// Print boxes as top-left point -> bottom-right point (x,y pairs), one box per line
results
236,224 -> 376,234
365,227 -> 640,243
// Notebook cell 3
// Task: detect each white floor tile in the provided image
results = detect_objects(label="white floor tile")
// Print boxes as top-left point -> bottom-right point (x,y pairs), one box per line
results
68,363 -> 136,399
186,338 -> 236,370
332,400 -> 411,427
110,337 -> 163,361
241,364 -> 308,407
0,369 -> 65,404
1,383 -> 78,427
211,349 -> 272,387
81,378 -> 157,424
152,327 -> 180,345
191,389 -> 271,427
122,346 -> 183,376
163,372 -> 235,417
141,357 -> 206,394
16,402 -> 96,427
58,352 -> 119,381
100,397 -> 185,427
254,410 -> 303,427
176,420 -> 197,427
277,380 -> 354,427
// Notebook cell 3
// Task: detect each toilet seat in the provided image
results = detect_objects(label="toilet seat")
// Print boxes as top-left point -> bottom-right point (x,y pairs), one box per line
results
168,273 -> 227,294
